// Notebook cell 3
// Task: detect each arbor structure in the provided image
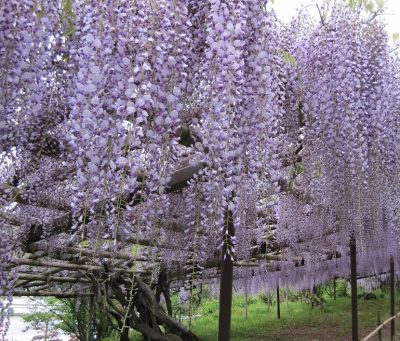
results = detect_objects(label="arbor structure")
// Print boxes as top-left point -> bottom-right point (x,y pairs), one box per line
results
1,0 -> 400,340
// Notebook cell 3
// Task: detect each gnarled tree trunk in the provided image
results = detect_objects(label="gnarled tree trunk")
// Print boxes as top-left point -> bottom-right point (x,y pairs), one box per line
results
108,274 -> 201,341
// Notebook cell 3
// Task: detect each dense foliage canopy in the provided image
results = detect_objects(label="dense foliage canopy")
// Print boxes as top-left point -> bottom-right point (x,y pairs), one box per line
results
1,0 -> 400,339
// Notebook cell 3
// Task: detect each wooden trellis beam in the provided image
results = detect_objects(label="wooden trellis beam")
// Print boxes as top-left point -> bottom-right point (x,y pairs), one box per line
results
10,257 -> 136,274
12,290 -> 94,298
15,273 -> 91,283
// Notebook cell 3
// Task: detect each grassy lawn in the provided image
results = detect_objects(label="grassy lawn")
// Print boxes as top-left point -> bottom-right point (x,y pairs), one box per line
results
132,289 -> 400,340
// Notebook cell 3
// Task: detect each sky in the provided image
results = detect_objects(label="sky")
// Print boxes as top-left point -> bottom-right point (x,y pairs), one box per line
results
271,0 -> 400,38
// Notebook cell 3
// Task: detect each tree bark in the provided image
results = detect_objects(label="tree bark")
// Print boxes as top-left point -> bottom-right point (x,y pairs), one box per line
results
110,277 -> 200,341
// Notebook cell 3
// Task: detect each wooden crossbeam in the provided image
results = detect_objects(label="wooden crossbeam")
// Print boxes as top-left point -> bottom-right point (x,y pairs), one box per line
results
10,257 -> 135,274
12,290 -> 94,298
15,273 -> 91,283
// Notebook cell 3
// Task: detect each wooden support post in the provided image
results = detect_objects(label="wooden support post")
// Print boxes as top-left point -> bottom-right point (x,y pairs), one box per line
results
217,210 -> 234,341
244,285 -> 248,320
286,285 -> 289,308
312,285 -> 317,309
377,310 -> 382,341
350,235 -> 358,341
390,256 -> 395,341
333,277 -> 337,301
277,283 -> 281,319
87,295 -> 94,341
44,320 -> 49,341
244,277 -> 249,320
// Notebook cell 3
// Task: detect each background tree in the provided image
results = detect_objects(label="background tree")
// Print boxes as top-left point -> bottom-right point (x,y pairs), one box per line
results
23,298 -> 117,341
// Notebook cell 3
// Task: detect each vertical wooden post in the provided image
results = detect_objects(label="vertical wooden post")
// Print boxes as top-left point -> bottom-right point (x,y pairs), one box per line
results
44,320 -> 49,341
277,283 -> 281,319
286,285 -> 289,308
87,295 -> 94,341
377,310 -> 382,341
244,278 -> 248,320
312,285 -> 317,309
218,210 -> 234,341
333,277 -> 337,301
390,256 -> 395,341
350,235 -> 358,341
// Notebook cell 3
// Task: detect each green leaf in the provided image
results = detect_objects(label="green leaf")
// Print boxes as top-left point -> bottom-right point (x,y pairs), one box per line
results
61,0 -> 75,18
79,239 -> 89,247
348,0 -> 358,9
131,244 -> 141,257
366,2 -> 374,11
61,0 -> 77,38
347,0 -> 385,11
375,0 -> 385,9
33,1 -> 46,20
277,49 -> 297,67
317,160 -> 322,177
64,25 -> 77,38
296,163 -> 303,175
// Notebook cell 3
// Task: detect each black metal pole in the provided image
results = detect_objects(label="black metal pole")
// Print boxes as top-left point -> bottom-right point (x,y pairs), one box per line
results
277,283 -> 281,319
390,256 -> 395,341
350,235 -> 358,341
217,210 -> 234,341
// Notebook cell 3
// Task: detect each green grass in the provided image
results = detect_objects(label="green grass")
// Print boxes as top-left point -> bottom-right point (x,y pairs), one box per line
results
132,289 -> 400,340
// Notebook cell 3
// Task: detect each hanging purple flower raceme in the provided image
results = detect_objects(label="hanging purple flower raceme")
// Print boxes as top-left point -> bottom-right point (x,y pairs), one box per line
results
193,0 -> 284,260
275,4 -> 400,274
66,0 -> 194,259
0,1 -> 67,163
0,0 -> 68,333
